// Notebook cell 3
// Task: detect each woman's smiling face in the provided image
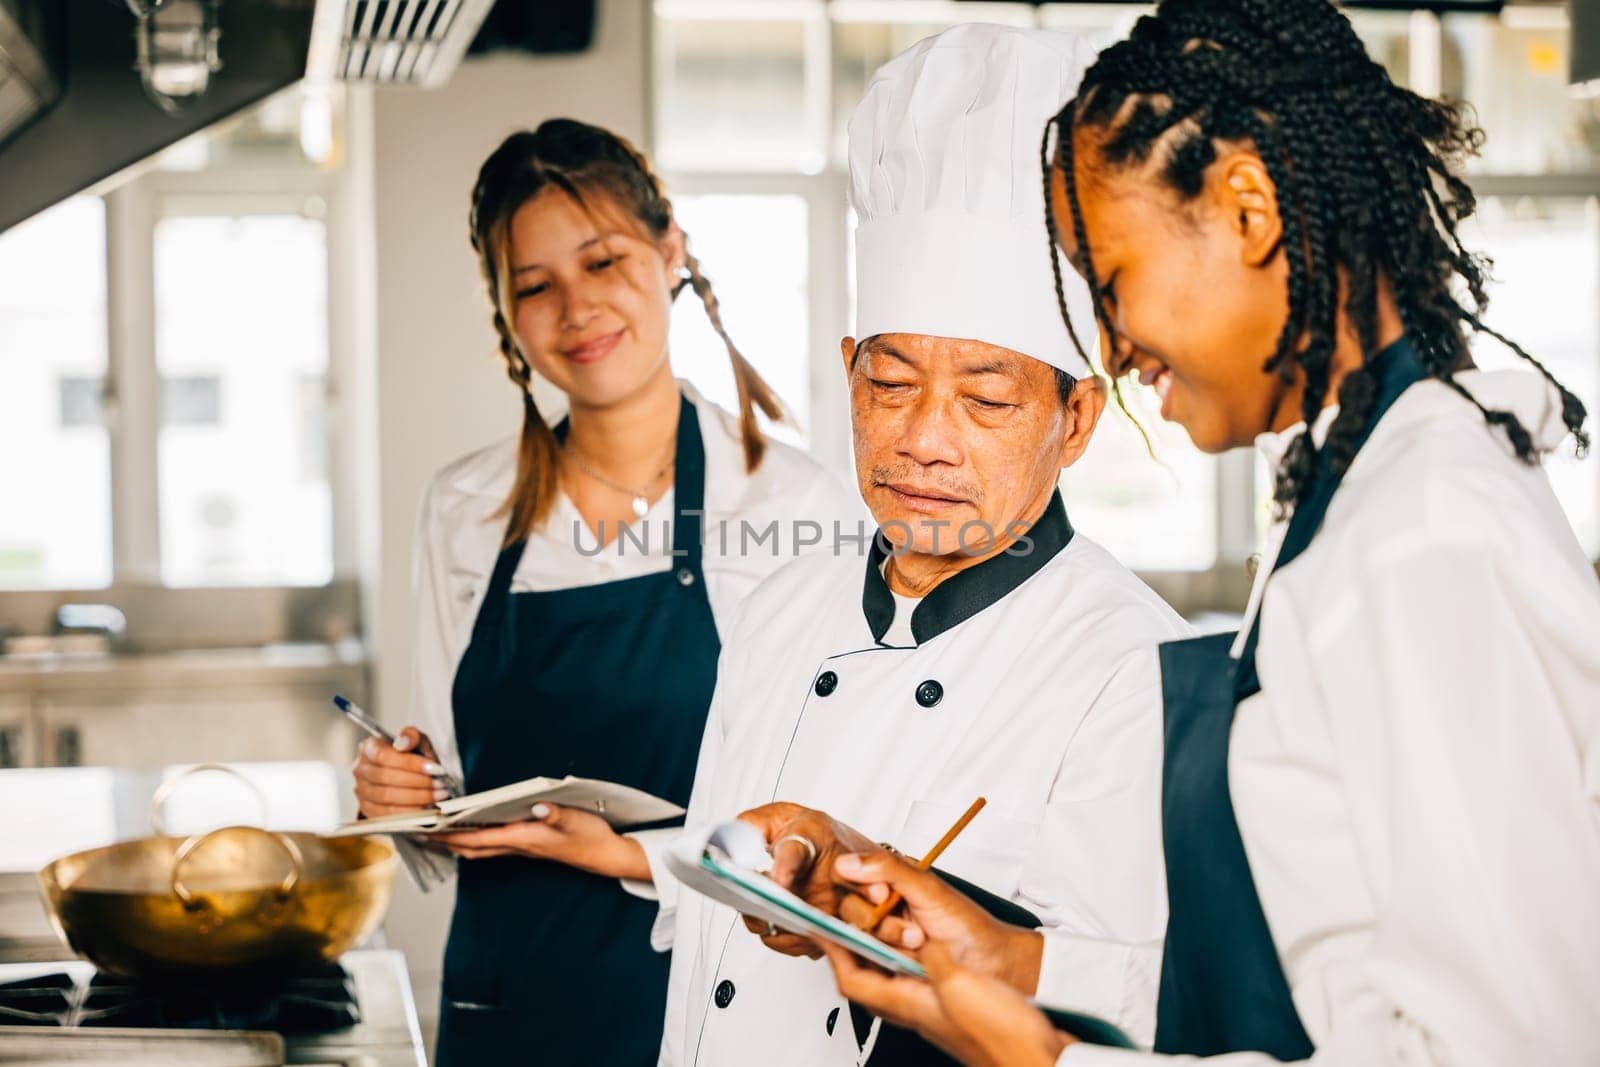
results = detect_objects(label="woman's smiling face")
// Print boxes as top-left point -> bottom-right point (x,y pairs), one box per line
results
505,187 -> 683,410
1050,125 -> 1295,453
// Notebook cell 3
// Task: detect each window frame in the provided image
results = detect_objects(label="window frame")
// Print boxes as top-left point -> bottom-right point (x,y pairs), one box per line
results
662,170 -> 855,473
651,2 -> 1600,616
0,150 -> 362,648
653,0 -> 1255,608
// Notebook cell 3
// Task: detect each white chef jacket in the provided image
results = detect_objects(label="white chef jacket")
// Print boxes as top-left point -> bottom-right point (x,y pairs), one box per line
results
1063,370 -> 1600,1066
655,499 -> 1192,1066
402,382 -> 864,887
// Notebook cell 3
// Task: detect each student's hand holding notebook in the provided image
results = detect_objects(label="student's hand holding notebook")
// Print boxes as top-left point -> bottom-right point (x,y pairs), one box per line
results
329,775 -> 683,836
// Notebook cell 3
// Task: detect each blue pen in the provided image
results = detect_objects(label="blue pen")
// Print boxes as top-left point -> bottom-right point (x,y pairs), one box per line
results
334,694 -> 463,796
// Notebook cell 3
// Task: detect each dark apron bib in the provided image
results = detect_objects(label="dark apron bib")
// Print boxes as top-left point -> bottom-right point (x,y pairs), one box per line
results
1153,338 -> 1426,1059
435,395 -> 722,1066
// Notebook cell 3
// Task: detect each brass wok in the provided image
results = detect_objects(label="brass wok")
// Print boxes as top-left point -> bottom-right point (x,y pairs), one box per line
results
36,764 -> 397,979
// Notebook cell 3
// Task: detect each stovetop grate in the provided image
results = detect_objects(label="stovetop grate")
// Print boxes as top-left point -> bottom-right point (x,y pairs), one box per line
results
0,964 -> 360,1033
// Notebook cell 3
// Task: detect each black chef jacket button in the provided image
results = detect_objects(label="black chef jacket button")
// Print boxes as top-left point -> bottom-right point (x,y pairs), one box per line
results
714,980 -> 736,1009
676,567 -> 696,587
826,1006 -> 840,1035
814,670 -> 838,697
915,679 -> 943,708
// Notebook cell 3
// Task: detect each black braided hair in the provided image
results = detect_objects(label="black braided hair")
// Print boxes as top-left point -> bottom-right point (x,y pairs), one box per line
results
1043,0 -> 1589,511
1041,120 -> 1153,455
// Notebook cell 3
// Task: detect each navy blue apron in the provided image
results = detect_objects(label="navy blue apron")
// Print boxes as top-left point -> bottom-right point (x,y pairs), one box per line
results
435,394 -> 721,1066
1153,338 -> 1426,1059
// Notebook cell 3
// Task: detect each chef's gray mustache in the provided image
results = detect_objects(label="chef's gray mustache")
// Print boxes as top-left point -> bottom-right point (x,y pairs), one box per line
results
869,466 -> 985,505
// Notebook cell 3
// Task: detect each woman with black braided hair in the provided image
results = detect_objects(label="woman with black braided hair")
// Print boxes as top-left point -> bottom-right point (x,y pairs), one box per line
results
817,3 -> 1600,1064
349,119 -> 859,1064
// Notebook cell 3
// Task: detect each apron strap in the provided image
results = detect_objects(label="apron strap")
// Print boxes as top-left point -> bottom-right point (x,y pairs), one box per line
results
1233,338 -> 1427,701
670,394 -> 708,574
475,523 -> 531,634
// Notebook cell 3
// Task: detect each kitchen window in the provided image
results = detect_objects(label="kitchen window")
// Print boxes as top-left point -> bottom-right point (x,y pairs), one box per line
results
652,1 -> 1600,609
153,209 -> 335,588
0,197 -> 113,591
0,87 -> 359,643
652,0 -> 1229,587
1461,195 -> 1600,549
668,190 -> 814,446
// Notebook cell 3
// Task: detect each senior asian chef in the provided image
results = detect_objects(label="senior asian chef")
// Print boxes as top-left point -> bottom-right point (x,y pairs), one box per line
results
637,24 -> 1194,1066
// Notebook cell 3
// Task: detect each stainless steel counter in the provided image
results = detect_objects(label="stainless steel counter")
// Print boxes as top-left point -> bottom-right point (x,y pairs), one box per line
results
0,643 -> 366,694
0,869 -> 66,963
0,950 -> 426,1066
0,646 -> 368,771
0,1027 -> 285,1065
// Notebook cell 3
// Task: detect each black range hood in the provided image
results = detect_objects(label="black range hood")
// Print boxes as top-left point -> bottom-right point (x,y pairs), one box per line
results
1575,0 -> 1600,93
0,0 -> 63,151
0,1 -> 314,234
0,0 -> 593,235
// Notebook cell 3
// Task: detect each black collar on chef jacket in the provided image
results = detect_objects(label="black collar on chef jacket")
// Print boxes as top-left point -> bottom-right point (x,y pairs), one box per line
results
862,490 -> 1074,647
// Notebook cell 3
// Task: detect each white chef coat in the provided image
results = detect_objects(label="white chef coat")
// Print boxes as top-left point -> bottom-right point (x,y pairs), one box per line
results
1062,370 -> 1600,1066
655,499 -> 1192,1066
402,382 -> 864,887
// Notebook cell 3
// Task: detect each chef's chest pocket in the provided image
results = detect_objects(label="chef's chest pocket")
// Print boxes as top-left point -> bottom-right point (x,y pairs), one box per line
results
896,799 -> 1041,900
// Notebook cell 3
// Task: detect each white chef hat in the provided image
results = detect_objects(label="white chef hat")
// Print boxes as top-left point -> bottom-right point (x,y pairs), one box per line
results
848,23 -> 1098,376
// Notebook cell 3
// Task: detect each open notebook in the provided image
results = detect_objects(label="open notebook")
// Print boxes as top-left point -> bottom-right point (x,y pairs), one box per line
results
328,775 -> 683,836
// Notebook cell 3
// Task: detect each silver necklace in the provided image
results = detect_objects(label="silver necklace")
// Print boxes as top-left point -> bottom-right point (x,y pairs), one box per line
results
564,440 -> 675,519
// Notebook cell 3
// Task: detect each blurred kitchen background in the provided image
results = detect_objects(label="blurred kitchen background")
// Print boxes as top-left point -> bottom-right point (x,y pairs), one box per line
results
1,0 -> 1597,1059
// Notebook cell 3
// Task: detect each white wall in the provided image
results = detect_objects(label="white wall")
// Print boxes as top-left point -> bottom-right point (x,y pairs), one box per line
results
356,1 -> 650,1053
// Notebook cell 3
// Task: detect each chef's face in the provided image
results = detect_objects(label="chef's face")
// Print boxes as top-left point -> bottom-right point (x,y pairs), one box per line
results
1051,125 -> 1292,453
505,187 -> 685,411
842,333 -> 1104,557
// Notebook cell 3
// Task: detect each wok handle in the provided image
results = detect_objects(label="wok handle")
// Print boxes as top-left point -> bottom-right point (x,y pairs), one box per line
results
171,825 -> 305,907
149,763 -> 270,836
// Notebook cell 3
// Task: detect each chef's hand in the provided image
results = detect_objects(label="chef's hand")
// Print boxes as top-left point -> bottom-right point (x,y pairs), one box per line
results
353,727 -> 451,817
831,851 -> 1043,994
426,803 -> 649,880
820,939 -> 1074,1067
735,802 -> 881,959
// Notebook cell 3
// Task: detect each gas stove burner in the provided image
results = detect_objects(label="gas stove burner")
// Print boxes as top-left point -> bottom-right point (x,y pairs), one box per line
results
0,971 -> 74,1025
0,964 -> 360,1033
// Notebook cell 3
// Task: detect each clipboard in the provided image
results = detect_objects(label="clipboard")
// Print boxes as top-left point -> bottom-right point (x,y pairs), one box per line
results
668,822 -> 1139,1050
665,821 -> 925,977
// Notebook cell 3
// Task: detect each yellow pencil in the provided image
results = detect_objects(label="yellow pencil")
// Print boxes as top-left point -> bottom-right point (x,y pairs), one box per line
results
861,796 -> 986,932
